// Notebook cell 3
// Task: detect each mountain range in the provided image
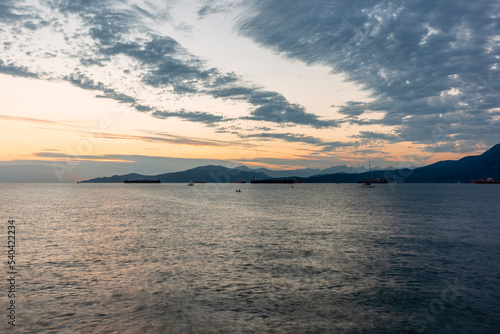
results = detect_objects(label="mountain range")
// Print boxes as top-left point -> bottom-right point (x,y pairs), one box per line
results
81,143 -> 500,183
233,164 -> 396,178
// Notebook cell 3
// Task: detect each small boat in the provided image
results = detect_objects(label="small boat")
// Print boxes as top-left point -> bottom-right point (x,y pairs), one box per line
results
187,180 -> 194,186
471,178 -> 500,184
357,178 -> 388,184
235,179 -> 246,183
361,162 -> 376,188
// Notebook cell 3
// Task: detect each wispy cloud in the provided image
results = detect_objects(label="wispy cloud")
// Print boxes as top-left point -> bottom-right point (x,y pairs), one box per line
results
0,114 -> 58,125
241,132 -> 357,152
82,129 -> 252,149
152,109 -> 230,125
33,152 -> 133,162
352,131 -> 401,142
0,114 -> 86,129
134,130 -> 246,147
198,0 -> 242,18
0,112 -> 247,150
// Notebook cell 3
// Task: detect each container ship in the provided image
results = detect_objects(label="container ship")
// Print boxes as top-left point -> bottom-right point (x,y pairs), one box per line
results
124,179 -> 161,183
471,178 -> 500,184
356,178 -> 389,184
250,177 -> 301,184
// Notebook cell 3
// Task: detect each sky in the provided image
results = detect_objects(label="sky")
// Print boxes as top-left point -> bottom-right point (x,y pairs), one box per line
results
0,0 -> 499,182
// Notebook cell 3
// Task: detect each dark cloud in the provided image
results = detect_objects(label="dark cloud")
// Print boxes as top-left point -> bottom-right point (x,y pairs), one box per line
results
422,141 -> 487,154
136,130 -> 251,148
65,72 -> 136,103
131,4 -> 157,21
50,0 -> 107,13
0,60 -> 38,78
23,21 -> 39,30
351,149 -> 386,155
352,131 -> 401,142
0,0 -> 34,22
241,132 -> 357,151
134,105 -> 152,112
243,91 -> 338,128
209,86 -> 254,99
152,109 -> 229,125
65,72 -> 229,126
198,0 -> 241,18
335,101 -> 366,117
238,0 -> 500,150
210,86 -> 337,128
243,132 -> 324,145
320,141 -> 360,152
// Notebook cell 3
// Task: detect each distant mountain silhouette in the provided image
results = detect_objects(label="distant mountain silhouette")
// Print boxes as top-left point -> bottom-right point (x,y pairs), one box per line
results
304,144 -> 500,183
81,165 -> 271,183
234,165 -> 321,178
398,143 -> 500,183
81,144 -> 500,183
234,164 -> 393,178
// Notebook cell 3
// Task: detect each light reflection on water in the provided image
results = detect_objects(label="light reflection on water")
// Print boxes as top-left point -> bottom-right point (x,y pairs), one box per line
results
1,183 -> 499,333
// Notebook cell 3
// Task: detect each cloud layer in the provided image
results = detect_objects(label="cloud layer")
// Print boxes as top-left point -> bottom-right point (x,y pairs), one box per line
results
1,0 -> 498,156
0,0 -> 335,133
238,0 -> 500,150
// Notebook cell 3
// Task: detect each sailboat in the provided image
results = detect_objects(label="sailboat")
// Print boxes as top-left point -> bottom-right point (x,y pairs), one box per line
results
187,179 -> 194,186
362,162 -> 376,188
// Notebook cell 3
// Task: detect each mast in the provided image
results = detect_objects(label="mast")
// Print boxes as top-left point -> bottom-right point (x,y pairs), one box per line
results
369,161 -> 373,182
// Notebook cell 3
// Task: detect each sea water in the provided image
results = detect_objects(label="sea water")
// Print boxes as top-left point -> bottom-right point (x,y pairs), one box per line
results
0,183 -> 499,333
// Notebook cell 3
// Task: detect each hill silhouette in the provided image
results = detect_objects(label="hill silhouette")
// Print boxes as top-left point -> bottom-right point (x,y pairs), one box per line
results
81,165 -> 270,183
304,144 -> 500,183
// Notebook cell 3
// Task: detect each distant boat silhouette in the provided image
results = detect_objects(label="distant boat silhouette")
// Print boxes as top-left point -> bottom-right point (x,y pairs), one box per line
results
361,162 -> 376,188
471,178 -> 500,184
357,178 -> 388,184
187,180 -> 194,186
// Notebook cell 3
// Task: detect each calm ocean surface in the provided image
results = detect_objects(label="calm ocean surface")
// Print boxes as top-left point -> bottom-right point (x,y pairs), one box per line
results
1,183 -> 499,333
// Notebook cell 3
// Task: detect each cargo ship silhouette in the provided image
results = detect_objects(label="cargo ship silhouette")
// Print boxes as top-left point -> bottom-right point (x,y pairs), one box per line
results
250,176 -> 301,184
124,179 -> 161,183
